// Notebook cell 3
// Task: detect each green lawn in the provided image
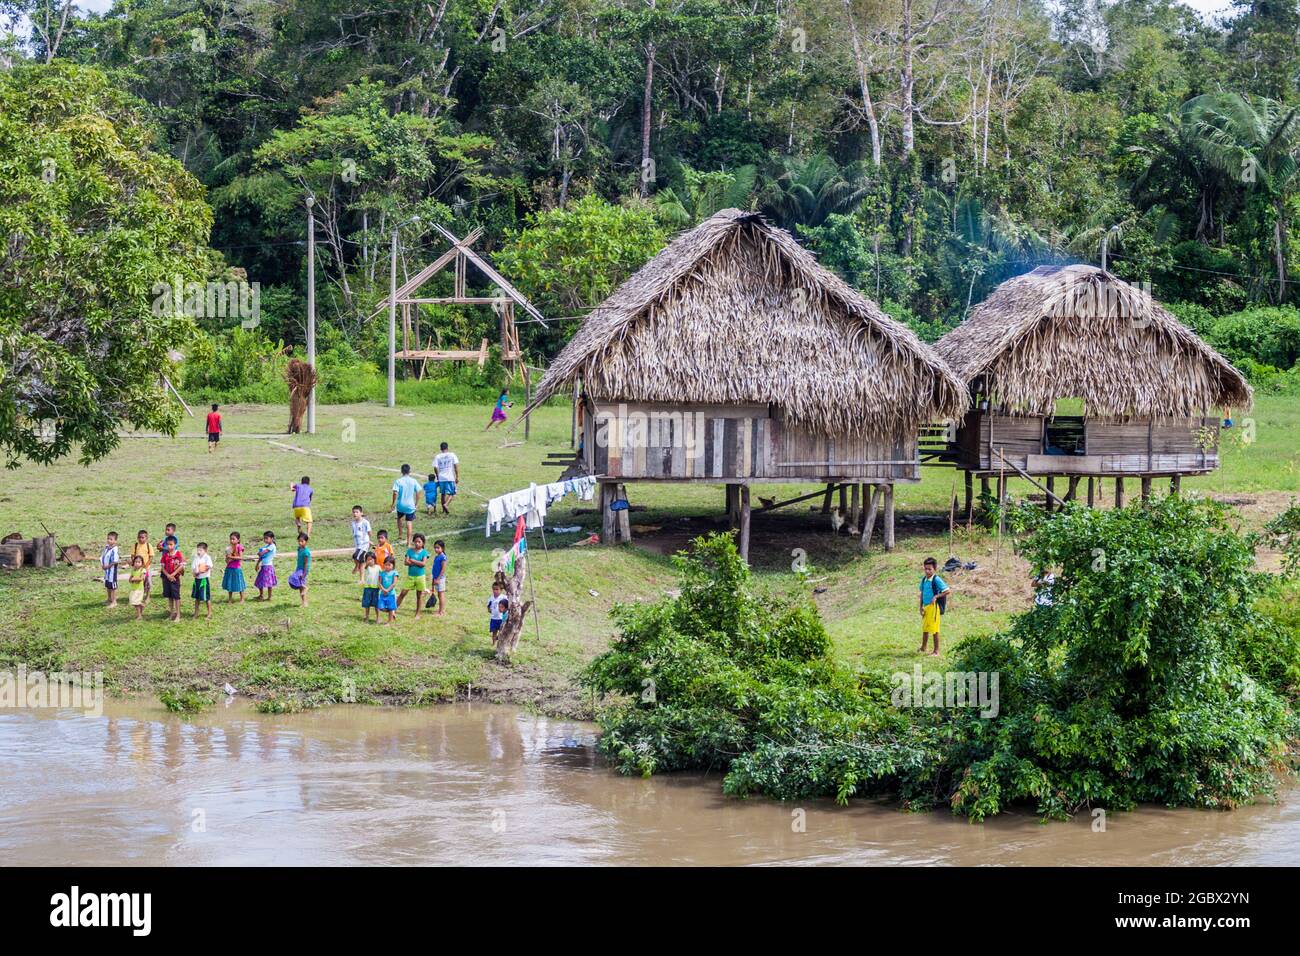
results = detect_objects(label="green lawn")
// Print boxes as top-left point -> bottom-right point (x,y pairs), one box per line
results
1,395 -> 1296,715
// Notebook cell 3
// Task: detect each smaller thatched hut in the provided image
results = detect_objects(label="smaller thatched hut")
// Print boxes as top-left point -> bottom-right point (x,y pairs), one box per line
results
529,209 -> 964,557
935,265 -> 1252,509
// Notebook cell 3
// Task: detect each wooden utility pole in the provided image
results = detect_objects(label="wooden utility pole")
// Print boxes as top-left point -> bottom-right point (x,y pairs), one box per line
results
738,484 -> 751,563
306,196 -> 317,434
387,229 -> 398,408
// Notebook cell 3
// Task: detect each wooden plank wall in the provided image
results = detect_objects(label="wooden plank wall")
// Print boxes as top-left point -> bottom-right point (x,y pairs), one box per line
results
586,402 -> 918,482
950,410 -> 1220,474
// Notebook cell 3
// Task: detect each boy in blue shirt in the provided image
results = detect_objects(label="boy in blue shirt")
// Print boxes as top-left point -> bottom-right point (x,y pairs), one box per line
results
423,474 -> 440,515
918,557 -> 951,656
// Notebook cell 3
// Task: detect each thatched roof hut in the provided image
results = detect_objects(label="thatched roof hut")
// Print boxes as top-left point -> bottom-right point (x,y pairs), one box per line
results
935,265 -> 1251,417
534,209 -> 964,437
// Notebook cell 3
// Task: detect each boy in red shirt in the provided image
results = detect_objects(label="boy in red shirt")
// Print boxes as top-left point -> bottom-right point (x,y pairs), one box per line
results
159,538 -> 186,622
206,404 -> 222,453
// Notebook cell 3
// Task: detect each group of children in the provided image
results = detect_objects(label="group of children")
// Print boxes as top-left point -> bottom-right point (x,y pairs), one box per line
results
101,525 -> 312,622
348,504 -> 449,624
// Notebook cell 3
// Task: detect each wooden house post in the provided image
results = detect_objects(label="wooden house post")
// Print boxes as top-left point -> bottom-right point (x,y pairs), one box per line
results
1171,474 -> 1181,495
1115,477 -> 1125,509
820,483 -> 835,514
849,483 -> 861,527
1087,477 -> 1095,508
737,485 -> 751,563
1141,475 -> 1153,501
963,471 -> 973,521
1046,476 -> 1055,512
883,483 -> 896,551
860,485 -> 881,550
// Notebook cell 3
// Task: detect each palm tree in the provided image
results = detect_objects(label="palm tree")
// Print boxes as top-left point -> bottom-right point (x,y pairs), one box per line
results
757,154 -> 876,231
1128,102 -> 1232,244
653,163 -> 757,228
1185,92 -> 1300,300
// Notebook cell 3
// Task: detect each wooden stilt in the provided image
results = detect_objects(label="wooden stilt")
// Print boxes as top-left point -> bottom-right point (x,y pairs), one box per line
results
849,483 -> 861,528
860,485 -> 881,550
1141,475 -> 1152,501
1171,474 -> 1181,495
963,471 -> 974,521
883,484 -> 896,552
725,484 -> 738,528
1046,476 -> 1055,512
615,483 -> 631,542
1115,477 -> 1125,509
838,483 -> 848,516
738,485 -> 751,563
820,483 -> 835,514
600,483 -> 615,543
1066,475 -> 1080,503
1087,477 -> 1095,508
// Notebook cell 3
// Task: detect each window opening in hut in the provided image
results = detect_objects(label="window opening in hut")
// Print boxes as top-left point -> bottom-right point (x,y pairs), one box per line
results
1045,398 -> 1086,456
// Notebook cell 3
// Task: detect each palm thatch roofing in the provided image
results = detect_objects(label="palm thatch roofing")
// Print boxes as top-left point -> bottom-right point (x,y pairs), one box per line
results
532,209 -> 965,437
935,265 -> 1252,417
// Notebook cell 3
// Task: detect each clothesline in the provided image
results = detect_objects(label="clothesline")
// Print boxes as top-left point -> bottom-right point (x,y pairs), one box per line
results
485,475 -> 599,536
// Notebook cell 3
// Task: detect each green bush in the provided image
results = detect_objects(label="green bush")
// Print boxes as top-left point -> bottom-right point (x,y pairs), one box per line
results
1206,306 -> 1300,372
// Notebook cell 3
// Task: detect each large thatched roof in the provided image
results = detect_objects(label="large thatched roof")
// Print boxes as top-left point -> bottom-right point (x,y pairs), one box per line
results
533,209 -> 964,437
935,265 -> 1252,416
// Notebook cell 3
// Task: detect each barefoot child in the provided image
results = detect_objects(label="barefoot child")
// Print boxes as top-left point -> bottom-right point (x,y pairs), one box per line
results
432,442 -> 460,515
223,532 -> 247,602
487,580 -> 508,646
360,552 -> 381,622
429,539 -> 448,616
206,403 -> 222,453
390,464 -> 421,547
485,389 -> 511,430
289,533 -> 311,606
397,533 -> 429,618
101,532 -> 120,608
378,556 -> 398,625
191,542 -> 214,619
159,538 -> 185,622
128,556 -> 146,620
350,506 -> 372,581
918,557 -> 950,657
131,530 -> 153,604
423,473 -> 439,516
291,476 -> 314,537
373,529 -> 395,572
254,531 -> 278,601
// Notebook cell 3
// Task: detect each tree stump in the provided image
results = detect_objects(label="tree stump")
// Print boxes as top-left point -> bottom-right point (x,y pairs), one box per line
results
494,551 -> 531,662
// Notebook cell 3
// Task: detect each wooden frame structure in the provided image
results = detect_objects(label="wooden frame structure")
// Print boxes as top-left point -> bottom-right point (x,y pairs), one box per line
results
371,225 -> 546,415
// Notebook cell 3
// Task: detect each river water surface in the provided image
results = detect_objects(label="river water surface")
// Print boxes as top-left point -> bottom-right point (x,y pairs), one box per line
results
3,700 -> 1297,866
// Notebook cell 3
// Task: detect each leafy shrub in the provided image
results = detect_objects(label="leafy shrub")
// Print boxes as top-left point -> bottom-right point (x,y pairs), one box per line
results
160,687 -> 212,714
944,497 -> 1298,820
1206,306 -> 1300,372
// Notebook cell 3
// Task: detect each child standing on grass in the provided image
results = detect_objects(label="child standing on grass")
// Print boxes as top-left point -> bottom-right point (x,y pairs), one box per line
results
160,538 -> 185,623
424,473 -> 439,516
254,531 -> 277,601
398,533 -> 429,618
432,442 -> 459,515
289,533 -> 311,606
132,530 -> 153,604
128,556 -> 146,620
429,539 -> 448,616
378,556 -> 398,625
350,506 -> 372,581
223,532 -> 247,602
101,531 -> 120,608
206,403 -> 222,453
487,580 -> 509,645
191,542 -> 214,620
373,530 -> 395,577
157,523 -> 179,555
360,552 -> 381,622
918,556 -> 951,657
291,476 -> 314,537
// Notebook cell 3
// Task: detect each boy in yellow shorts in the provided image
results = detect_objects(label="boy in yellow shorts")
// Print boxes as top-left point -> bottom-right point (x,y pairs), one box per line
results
291,476 -> 314,536
918,557 -> 950,656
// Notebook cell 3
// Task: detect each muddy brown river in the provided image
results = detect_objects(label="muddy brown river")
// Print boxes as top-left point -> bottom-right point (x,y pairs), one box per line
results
2,700 -> 1297,865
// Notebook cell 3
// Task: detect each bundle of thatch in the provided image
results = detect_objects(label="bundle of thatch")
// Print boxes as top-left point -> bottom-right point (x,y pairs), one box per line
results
531,209 -> 964,438
935,265 -> 1252,417
286,358 -> 317,434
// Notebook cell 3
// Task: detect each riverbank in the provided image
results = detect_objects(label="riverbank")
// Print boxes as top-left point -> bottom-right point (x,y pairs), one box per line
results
1,400 -> 1297,717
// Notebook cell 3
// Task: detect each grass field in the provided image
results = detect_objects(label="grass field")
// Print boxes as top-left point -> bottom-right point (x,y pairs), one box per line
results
1,396 -> 1297,715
